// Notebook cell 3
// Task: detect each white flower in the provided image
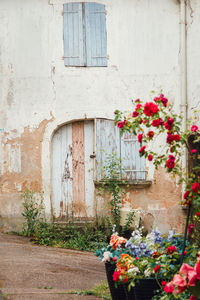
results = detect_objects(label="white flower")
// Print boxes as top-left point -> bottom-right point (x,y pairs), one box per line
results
128,267 -> 139,276
144,268 -> 152,277
102,251 -> 111,262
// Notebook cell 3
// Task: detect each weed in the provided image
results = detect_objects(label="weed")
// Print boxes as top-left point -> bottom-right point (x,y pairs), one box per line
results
68,280 -> 111,300
21,189 -> 44,237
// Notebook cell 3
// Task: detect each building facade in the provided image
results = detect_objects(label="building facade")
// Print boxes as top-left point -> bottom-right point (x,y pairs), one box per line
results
0,0 -> 199,232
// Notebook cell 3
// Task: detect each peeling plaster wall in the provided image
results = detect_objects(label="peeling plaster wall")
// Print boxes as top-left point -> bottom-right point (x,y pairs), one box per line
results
0,0 -> 197,232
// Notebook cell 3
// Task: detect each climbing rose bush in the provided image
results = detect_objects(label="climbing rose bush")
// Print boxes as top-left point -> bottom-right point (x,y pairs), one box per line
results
114,93 -> 200,210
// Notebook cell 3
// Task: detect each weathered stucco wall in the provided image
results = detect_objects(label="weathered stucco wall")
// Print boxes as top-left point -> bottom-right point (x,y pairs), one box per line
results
0,0 -> 197,232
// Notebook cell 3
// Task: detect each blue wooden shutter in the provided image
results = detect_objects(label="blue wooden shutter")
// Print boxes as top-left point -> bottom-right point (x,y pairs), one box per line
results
85,3 -> 107,67
63,3 -> 85,66
96,119 -> 120,180
121,132 -> 146,180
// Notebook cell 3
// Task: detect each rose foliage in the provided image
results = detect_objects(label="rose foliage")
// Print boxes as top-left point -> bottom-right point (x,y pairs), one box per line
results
114,94 -> 200,211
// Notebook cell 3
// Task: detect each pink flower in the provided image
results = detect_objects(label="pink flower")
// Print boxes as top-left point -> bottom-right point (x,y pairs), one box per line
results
135,257 -> 139,260
196,212 -> 200,217
189,296 -> 196,300
112,257 -> 117,262
194,260 -> 200,280
143,102 -> 159,117
148,154 -> 153,161
171,274 -> 187,294
191,149 -> 197,154
113,271 -> 121,282
138,133 -> 143,143
191,125 -> 199,132
164,282 -> 174,293
192,182 -> 200,193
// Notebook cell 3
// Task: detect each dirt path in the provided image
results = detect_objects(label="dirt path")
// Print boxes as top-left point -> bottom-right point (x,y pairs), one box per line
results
0,233 -> 106,300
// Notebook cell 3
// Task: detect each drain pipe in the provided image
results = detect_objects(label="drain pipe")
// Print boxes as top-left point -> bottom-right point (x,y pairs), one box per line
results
180,0 -> 187,197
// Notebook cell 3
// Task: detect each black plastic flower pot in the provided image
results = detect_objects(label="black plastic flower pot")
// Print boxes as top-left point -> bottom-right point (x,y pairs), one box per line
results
105,262 -> 127,300
124,284 -> 136,300
133,278 -> 160,300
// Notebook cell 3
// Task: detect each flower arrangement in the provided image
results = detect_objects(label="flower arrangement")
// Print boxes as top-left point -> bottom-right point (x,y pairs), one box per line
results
96,228 -> 197,293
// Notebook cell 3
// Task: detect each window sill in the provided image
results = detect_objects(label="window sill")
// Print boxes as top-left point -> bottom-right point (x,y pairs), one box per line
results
94,180 -> 152,189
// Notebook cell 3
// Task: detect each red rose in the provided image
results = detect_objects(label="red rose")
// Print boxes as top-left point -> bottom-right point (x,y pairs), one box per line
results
122,277 -> 128,283
173,134 -> 181,141
167,118 -> 174,125
147,131 -> 154,139
167,133 -> 174,144
148,154 -> 153,161
113,271 -> 121,282
168,155 -> 175,162
154,265 -> 161,273
196,212 -> 200,217
191,125 -> 199,132
161,281 -> 167,286
184,191 -> 190,199
138,133 -> 143,143
143,102 -> 159,117
140,118 -> 143,124
188,224 -> 194,234
136,103 -> 142,111
152,119 -> 160,127
164,118 -> 174,130
189,296 -> 196,300
117,121 -> 124,128
132,111 -> 139,118
112,257 -> 117,262
135,257 -> 139,260
166,245 -> 177,254
160,94 -> 168,107
159,118 -> 164,125
153,251 -> 161,258
166,159 -> 175,169
191,149 -> 197,154
154,94 -> 168,107
135,99 -> 141,103
192,182 -> 200,193
139,146 -> 146,154
164,282 -> 174,293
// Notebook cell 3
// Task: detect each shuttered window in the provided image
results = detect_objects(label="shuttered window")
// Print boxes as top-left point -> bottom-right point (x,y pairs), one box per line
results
96,119 -> 146,181
63,2 -> 107,67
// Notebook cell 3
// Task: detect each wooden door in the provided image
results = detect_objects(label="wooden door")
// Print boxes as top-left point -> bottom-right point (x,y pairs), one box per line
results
51,120 -> 94,220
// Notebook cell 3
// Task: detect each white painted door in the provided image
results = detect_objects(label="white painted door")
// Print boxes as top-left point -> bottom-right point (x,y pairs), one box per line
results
51,120 -> 94,220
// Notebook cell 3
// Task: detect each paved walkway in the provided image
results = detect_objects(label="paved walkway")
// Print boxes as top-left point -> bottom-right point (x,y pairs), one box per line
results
0,233 -> 106,299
